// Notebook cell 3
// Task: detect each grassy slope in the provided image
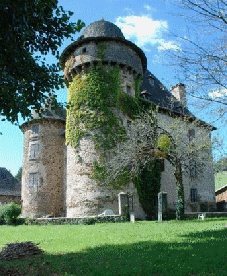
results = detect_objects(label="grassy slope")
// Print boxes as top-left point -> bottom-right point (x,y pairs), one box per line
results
215,171 -> 227,190
1,219 -> 227,275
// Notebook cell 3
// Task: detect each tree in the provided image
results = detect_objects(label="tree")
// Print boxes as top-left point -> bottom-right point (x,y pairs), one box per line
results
169,0 -> 227,121
95,107 -> 211,220
15,167 -> 22,182
0,0 -> 85,123
215,156 -> 227,172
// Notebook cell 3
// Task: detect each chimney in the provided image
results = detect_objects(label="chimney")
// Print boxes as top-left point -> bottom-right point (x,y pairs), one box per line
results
170,83 -> 187,108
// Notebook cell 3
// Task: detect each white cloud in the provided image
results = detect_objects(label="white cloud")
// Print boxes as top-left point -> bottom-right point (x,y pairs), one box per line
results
157,40 -> 181,51
115,14 -> 180,52
144,4 -> 152,11
209,88 -> 227,99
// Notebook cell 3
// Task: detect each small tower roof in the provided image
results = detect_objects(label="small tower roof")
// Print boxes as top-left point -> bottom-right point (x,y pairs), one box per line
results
81,20 -> 125,39
31,95 -> 66,121
60,20 -> 147,72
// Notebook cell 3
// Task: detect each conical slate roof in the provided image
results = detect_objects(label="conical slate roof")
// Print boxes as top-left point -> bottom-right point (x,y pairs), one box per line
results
31,95 -> 66,121
81,20 -> 125,39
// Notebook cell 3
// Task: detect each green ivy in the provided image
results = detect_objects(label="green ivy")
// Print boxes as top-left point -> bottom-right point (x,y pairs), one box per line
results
134,160 -> 162,219
66,66 -> 127,149
157,134 -> 171,154
65,52 -> 161,196
91,160 -> 130,189
97,43 -> 107,60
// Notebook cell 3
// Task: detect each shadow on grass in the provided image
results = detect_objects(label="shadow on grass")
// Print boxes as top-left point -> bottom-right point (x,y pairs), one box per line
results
1,227 -> 227,276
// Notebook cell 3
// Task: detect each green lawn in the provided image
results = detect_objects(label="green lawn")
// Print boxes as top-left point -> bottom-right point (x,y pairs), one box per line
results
1,219 -> 227,275
215,171 -> 227,190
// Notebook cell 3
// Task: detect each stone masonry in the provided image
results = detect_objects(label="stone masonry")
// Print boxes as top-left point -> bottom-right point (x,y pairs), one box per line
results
20,20 -> 216,219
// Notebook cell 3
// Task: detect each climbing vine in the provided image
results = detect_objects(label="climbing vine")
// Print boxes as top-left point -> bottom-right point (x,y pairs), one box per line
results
134,159 -> 162,219
65,45 -> 162,208
66,66 -> 127,149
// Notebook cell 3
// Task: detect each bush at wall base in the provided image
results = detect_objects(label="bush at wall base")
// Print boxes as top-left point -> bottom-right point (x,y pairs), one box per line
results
0,202 -> 21,225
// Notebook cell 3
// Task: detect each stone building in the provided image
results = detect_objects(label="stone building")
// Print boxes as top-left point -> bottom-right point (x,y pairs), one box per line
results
0,168 -> 21,205
21,20 -> 216,219
216,185 -> 227,211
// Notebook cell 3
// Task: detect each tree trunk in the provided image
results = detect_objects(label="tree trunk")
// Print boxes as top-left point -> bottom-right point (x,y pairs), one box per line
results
174,159 -> 185,220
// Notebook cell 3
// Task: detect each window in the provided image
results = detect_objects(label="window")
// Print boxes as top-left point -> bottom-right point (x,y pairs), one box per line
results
82,47 -> 86,53
28,173 -> 39,187
126,85 -> 131,95
127,120 -> 131,128
189,159 -> 197,178
29,142 -> 39,159
160,159 -> 165,172
188,129 -> 195,142
148,75 -> 155,86
32,124 -> 39,135
190,188 -> 197,203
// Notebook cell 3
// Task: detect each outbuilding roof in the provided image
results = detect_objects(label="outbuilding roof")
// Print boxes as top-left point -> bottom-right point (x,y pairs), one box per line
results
0,168 -> 21,196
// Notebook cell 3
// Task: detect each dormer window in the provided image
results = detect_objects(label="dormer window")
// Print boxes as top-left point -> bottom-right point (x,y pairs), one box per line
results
32,124 -> 39,135
148,75 -> 155,86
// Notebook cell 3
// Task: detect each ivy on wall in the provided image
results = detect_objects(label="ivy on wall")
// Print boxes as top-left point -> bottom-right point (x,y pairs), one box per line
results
65,44 -> 162,213
134,159 -> 162,219
66,66 -> 127,149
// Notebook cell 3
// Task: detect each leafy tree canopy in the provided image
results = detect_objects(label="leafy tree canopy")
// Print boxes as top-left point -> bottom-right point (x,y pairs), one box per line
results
215,157 -> 227,173
0,0 -> 85,123
15,166 -> 22,181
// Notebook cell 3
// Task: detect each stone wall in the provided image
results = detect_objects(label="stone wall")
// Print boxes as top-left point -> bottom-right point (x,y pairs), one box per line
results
64,41 -> 143,81
0,195 -> 21,205
216,186 -> 227,202
64,37 -> 146,219
157,112 -> 216,212
216,186 -> 227,211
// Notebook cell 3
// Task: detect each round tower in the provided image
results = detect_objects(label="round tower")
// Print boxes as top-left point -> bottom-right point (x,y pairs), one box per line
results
60,20 -> 147,218
21,98 -> 66,218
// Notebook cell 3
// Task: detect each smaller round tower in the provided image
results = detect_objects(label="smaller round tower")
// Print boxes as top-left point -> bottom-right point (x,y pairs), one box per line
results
21,98 -> 66,218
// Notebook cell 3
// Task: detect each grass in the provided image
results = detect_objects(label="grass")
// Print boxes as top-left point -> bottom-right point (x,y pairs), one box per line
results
1,219 -> 227,275
215,171 -> 227,190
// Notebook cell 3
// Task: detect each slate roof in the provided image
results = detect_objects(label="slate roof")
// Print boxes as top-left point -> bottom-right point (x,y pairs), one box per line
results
31,95 -> 66,121
0,168 -> 21,196
140,70 -> 215,129
60,20 -> 147,72
81,19 -> 125,39
140,70 -> 195,117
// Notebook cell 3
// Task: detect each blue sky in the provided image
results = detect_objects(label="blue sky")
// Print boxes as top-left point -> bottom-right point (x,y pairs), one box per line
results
1,0 -> 226,175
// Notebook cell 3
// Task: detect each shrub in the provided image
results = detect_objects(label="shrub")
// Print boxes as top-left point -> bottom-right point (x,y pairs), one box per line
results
157,134 -> 171,154
3,202 -> 21,225
0,203 -> 6,225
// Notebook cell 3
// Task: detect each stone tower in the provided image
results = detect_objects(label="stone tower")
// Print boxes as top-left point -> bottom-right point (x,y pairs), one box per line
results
60,20 -> 147,218
21,98 -> 66,218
